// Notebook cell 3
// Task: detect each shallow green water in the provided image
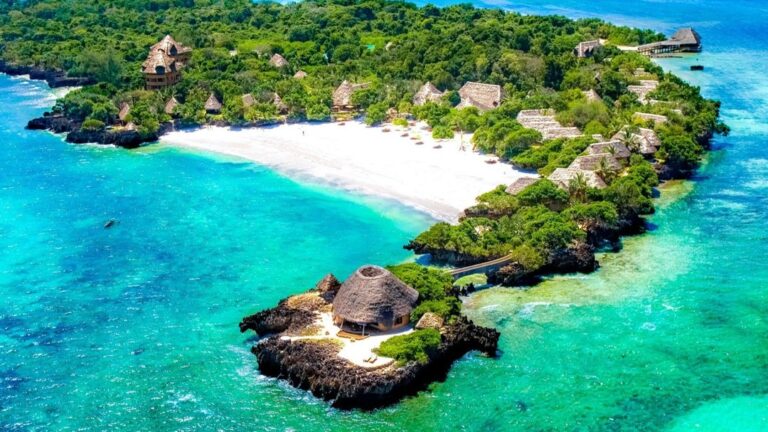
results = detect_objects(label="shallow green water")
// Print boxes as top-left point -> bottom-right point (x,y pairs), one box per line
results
2,0 -> 768,430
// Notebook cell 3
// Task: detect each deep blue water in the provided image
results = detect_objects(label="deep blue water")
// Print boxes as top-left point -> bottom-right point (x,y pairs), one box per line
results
1,0 -> 768,430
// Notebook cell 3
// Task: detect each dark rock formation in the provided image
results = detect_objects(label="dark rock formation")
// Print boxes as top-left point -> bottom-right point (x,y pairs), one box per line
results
26,115 -> 176,149
240,273 -> 500,410
0,61 -> 93,88
251,315 -> 498,410
404,241 -> 485,267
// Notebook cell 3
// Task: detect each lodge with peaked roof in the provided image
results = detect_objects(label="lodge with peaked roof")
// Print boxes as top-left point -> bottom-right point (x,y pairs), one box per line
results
637,28 -> 702,56
142,35 -> 192,90
457,82 -> 503,111
332,265 -> 419,335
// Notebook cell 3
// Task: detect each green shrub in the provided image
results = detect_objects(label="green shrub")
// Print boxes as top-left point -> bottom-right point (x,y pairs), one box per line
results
432,125 -> 454,139
392,117 -> 408,127
411,298 -> 460,321
374,329 -> 441,365
388,263 -> 453,302
81,118 -> 105,131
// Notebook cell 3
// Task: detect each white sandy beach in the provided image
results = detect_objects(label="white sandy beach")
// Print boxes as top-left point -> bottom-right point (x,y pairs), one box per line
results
161,121 -> 535,221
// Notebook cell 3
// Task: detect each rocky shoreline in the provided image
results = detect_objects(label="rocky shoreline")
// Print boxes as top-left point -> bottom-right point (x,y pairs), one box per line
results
0,60 -> 94,88
239,275 -> 500,410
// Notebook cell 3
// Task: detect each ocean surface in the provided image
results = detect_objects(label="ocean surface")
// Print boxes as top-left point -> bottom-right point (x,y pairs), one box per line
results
1,0 -> 767,430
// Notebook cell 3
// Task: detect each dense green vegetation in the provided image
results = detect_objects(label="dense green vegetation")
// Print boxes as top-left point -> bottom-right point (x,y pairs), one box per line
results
2,0 -> 668,135
1,0 -> 726,283
374,328 -> 441,365
388,263 -> 459,321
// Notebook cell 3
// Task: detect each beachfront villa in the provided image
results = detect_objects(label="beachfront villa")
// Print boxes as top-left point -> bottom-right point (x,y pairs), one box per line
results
205,93 -> 222,114
457,82 -> 503,111
637,28 -> 702,56
142,35 -> 192,90
413,82 -> 445,106
332,80 -> 370,114
332,265 -> 419,335
574,39 -> 604,58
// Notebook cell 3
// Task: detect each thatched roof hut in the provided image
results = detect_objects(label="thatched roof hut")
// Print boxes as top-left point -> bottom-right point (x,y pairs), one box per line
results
141,48 -> 177,75
242,93 -> 256,108
293,70 -> 307,79
118,102 -> 131,123
332,80 -> 369,108
612,128 -> 660,156
271,92 -> 288,113
151,35 -> 192,58
574,40 -> 603,58
413,82 -> 444,106
458,82 -> 502,111
269,53 -> 289,68
583,89 -> 602,102
569,153 -> 623,172
332,265 -> 419,330
415,312 -> 444,330
205,93 -> 222,114
315,274 -> 341,293
505,177 -> 539,195
587,141 -> 631,159
164,97 -> 179,116
548,168 -> 607,190
638,28 -> 702,55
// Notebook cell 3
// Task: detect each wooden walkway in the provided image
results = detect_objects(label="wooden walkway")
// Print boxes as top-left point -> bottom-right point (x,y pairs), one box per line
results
448,254 -> 515,279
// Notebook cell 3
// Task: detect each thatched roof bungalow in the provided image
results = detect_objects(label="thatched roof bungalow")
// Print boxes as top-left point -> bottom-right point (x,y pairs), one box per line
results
574,40 -> 603,58
293,70 -> 307,79
332,265 -> 419,334
505,177 -> 539,195
587,141 -> 631,159
638,28 -> 702,55
164,97 -> 179,116
458,82 -> 502,112
612,127 -> 661,156
242,93 -> 256,108
143,35 -> 191,90
413,82 -> 444,106
548,167 -> 607,190
205,93 -> 222,114
627,80 -> 658,104
569,153 -> 623,172
332,80 -> 370,110
271,92 -> 288,113
269,53 -> 289,68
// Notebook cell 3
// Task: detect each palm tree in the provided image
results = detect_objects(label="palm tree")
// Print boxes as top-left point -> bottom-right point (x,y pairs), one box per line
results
568,173 -> 589,203
596,156 -> 618,184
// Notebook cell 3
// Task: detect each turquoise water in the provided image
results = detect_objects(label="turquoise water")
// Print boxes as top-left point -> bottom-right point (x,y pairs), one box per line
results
1,0 -> 767,430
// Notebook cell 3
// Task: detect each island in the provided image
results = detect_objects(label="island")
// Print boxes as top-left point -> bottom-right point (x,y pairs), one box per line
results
239,264 -> 498,409
1,0 -> 728,409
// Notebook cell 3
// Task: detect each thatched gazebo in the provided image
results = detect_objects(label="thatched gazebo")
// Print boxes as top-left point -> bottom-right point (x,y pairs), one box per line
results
332,265 -> 419,335
332,80 -> 370,112
205,93 -> 222,114
413,82 -> 444,106
269,53 -> 289,68
164,97 -> 179,116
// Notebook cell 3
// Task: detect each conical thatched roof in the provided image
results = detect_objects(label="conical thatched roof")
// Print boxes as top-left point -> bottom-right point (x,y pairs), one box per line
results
242,93 -> 256,108
141,48 -> 177,74
293,70 -> 307,79
332,80 -> 370,107
151,35 -> 192,58
164,97 -> 179,115
413,82 -> 444,106
205,93 -> 222,113
269,53 -> 289,68
332,265 -> 419,324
